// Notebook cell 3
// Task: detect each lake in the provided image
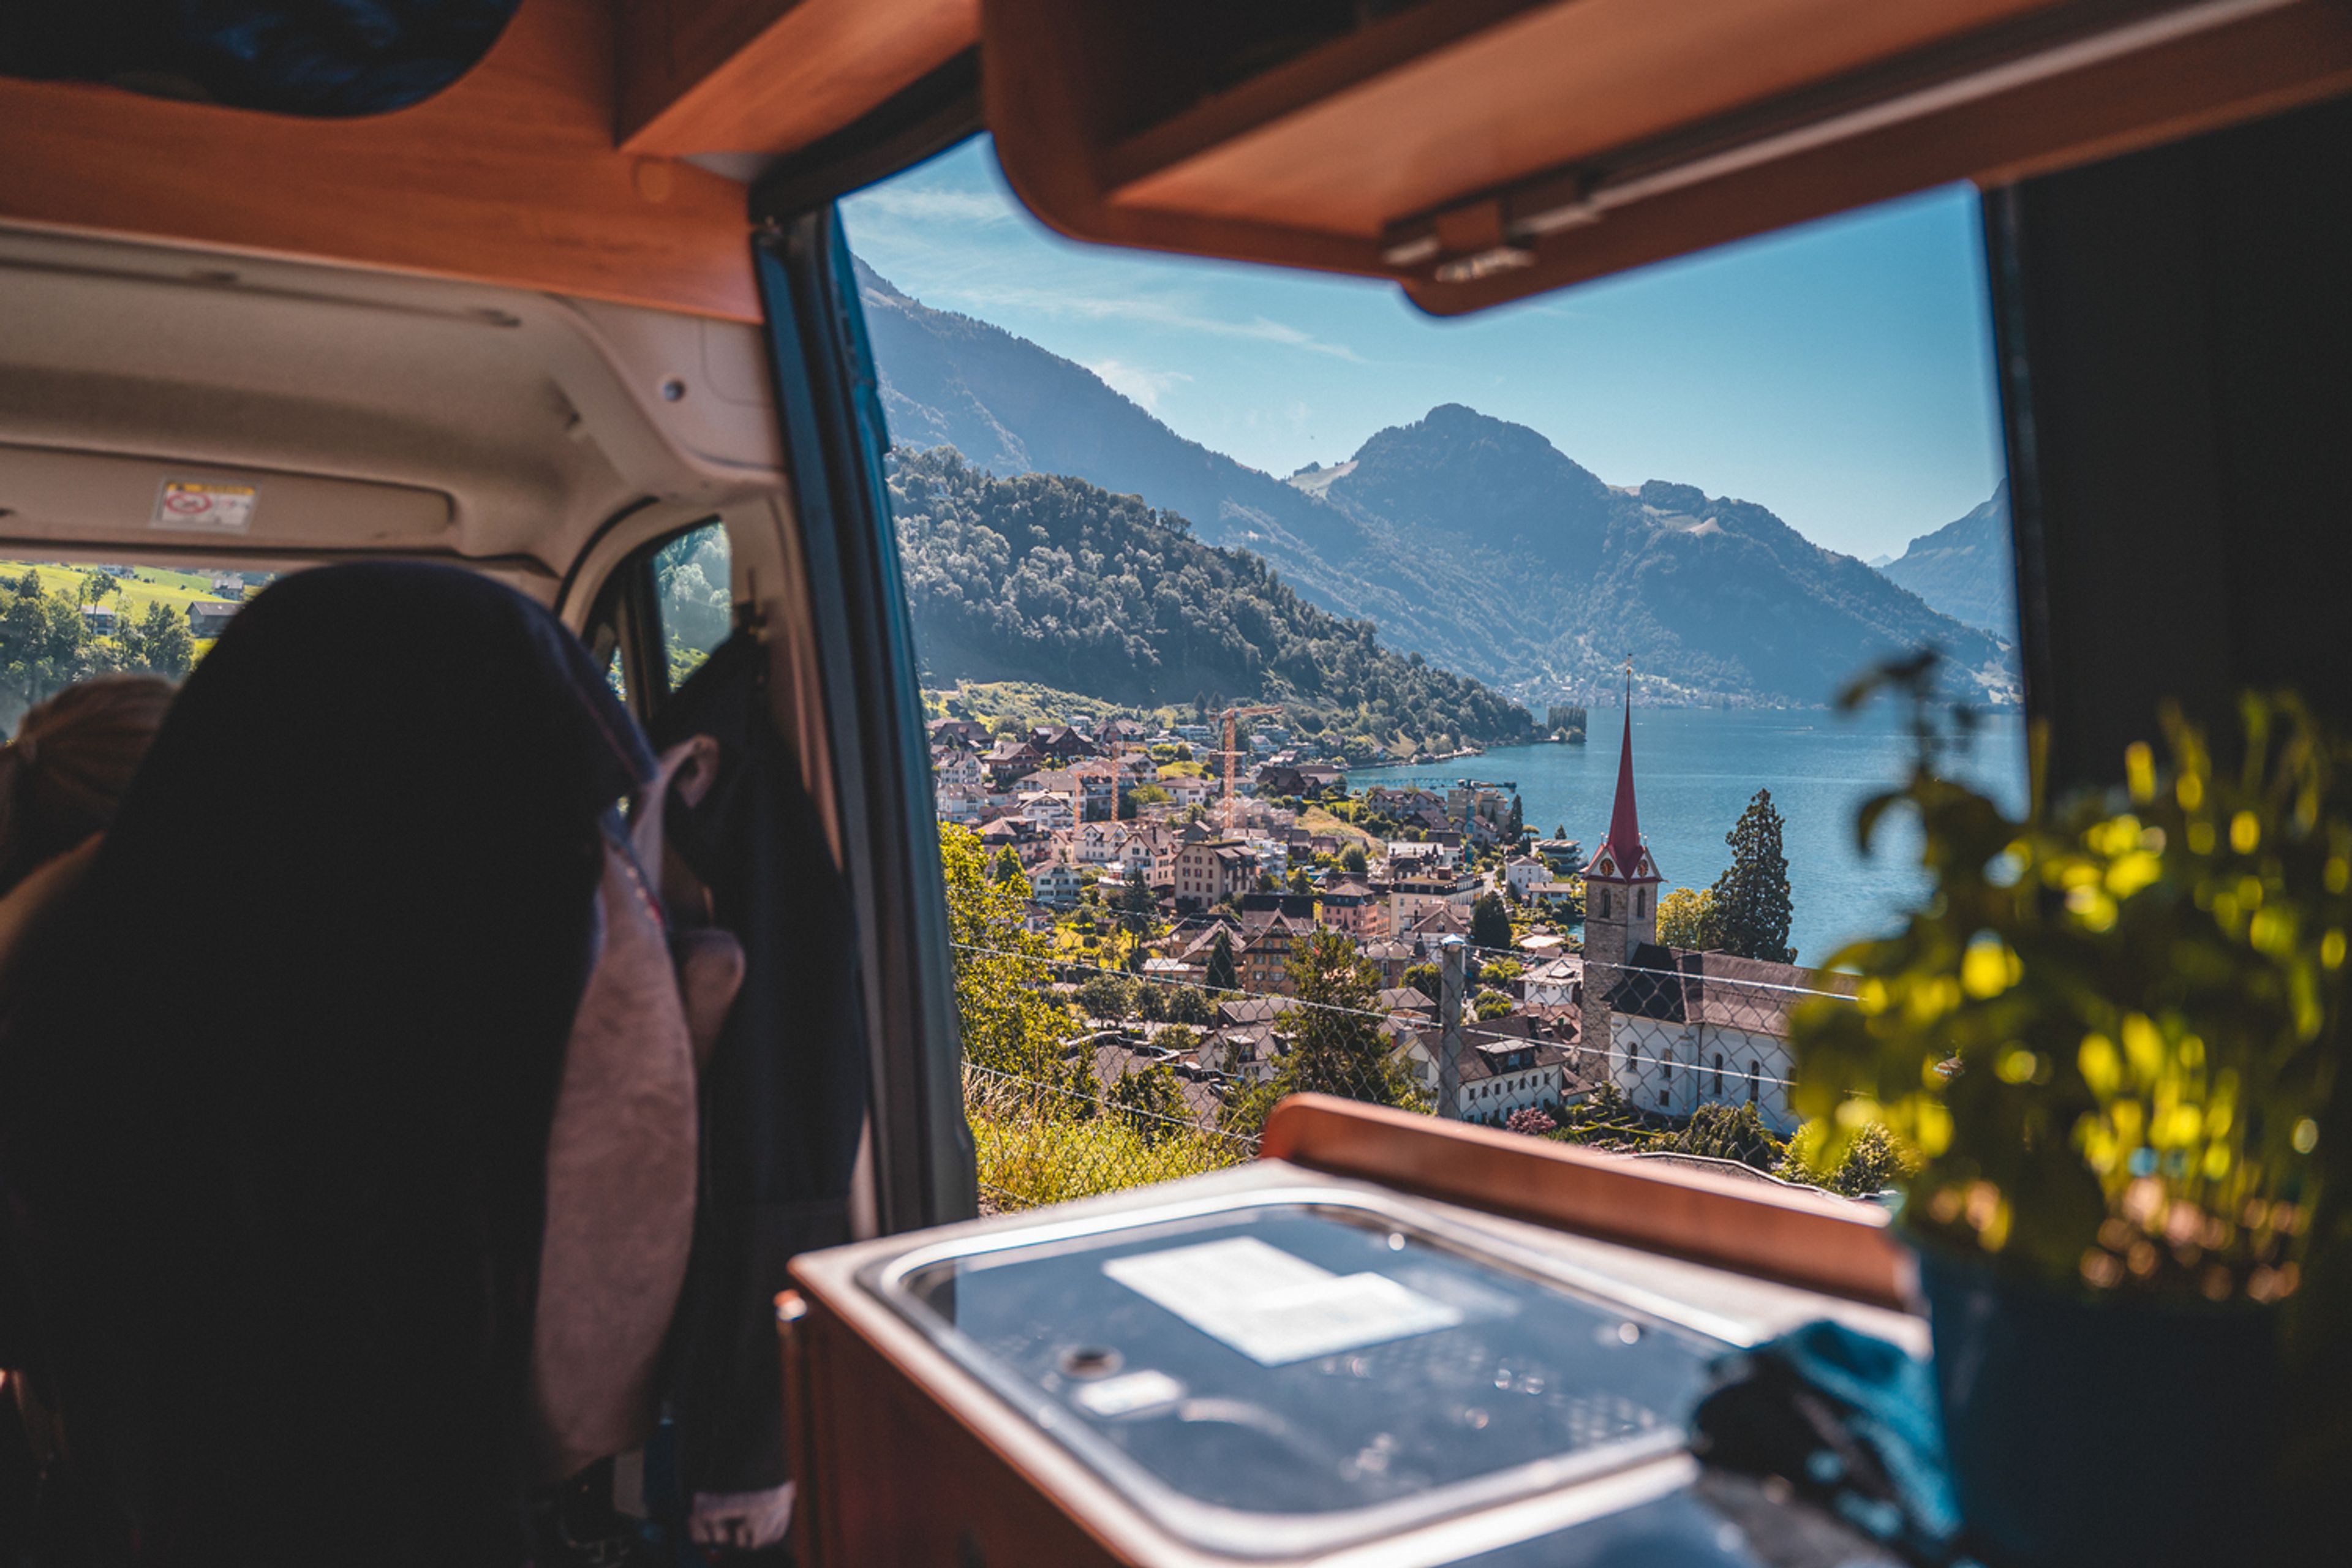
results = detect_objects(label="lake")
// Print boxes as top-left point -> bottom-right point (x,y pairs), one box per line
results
1352,704 -> 2029,962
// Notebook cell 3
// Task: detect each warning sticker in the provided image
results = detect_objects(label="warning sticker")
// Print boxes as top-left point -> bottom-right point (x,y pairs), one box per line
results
152,480 -> 257,534
1104,1237 -> 1462,1366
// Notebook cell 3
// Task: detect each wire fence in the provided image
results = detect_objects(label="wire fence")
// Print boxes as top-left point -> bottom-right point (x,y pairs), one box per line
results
958,932 -> 1860,1213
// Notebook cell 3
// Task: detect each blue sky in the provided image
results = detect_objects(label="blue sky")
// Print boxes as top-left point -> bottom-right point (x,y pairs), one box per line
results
841,137 -> 2007,564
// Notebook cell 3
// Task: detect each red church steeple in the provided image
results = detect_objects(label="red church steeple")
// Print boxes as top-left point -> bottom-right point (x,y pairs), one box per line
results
1604,665 -> 1643,872
1586,662 -> 1660,892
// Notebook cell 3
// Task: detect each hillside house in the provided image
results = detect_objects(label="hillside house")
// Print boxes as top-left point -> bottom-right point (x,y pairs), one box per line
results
1318,876 -> 1374,935
1388,872 -> 1477,935
1166,775 -> 1216,809
1031,859 -> 1082,908
1396,1015 -> 1585,1126
1523,955 -> 1584,1009
928,717 -> 992,750
1017,791 -> 1076,831
1504,856 -> 1552,898
935,787 -> 987,825
186,600 -> 240,637
1359,938 -> 1414,988
1027,724 -> 1102,764
1174,839 -> 1256,911
1378,986 -> 1436,1020
1235,911 -> 1313,995
1070,820 -> 1130,866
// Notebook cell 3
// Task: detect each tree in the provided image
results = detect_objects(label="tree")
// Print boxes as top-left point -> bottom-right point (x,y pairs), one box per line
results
991,846 -> 1027,886
1506,793 -> 1524,842
1655,886 -> 1718,950
126,600 -> 194,679
1668,1102 -> 1785,1171
1202,929 -> 1238,994
1469,892 -> 1512,951
1340,844 -> 1368,875
1473,989 -> 1514,1020
1403,962 -> 1442,1002
1107,1062 -> 1190,1144
1163,986 -> 1215,1026
1286,865 -> 1312,895
1708,788 -> 1796,962
80,570 -> 120,608
938,824 -> 1071,1081
1777,1121 -> 1915,1197
1225,927 -> 1421,1136
1074,973 -> 1136,1020
0,571 -> 105,714
1117,864 -> 1156,937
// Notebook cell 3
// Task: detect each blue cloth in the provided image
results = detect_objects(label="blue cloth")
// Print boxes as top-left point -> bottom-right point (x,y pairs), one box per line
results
1692,1320 -> 1978,1567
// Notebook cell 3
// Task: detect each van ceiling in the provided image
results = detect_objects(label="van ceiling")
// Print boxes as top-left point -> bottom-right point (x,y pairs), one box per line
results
0,225 -> 783,582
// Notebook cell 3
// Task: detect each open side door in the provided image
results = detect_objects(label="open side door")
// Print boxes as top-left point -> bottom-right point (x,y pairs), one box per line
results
756,205 -> 976,1238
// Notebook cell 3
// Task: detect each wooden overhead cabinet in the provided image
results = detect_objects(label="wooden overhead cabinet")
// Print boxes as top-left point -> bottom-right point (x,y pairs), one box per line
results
982,0 -> 2352,313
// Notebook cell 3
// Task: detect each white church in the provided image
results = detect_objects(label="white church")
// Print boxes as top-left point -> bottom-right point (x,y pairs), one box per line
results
1574,688 -> 1833,1136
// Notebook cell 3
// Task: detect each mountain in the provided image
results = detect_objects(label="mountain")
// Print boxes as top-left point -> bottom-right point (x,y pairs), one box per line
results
886,446 -> 1531,751
1877,483 -> 2016,635
858,260 -> 2018,707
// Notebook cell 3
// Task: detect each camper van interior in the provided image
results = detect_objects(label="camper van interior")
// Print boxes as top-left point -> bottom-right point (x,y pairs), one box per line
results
1,2 -> 2348,1564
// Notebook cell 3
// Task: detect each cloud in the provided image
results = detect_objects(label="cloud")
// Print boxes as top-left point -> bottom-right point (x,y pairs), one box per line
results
845,185 -> 1017,227
948,281 -> 1370,363
1086,358 -> 1193,413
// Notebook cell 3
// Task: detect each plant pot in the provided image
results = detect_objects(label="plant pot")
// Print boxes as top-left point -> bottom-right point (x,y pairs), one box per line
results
1915,1243 -> 2279,1565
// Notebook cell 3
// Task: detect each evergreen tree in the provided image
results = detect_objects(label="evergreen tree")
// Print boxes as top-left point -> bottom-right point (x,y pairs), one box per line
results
991,846 -> 1026,885
1202,929 -> 1238,994
1340,844 -> 1368,875
1707,788 -> 1796,962
1118,863 -> 1156,935
1225,927 -> 1421,1135
1506,793 -> 1524,842
1470,891 -> 1512,951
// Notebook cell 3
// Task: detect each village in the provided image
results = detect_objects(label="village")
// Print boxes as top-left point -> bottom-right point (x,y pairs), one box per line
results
932,701 -> 1841,1166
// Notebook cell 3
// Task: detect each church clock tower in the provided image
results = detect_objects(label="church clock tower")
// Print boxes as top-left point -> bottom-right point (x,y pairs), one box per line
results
1580,668 -> 1662,1061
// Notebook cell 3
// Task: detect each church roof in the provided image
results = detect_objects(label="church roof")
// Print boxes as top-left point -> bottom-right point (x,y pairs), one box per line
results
1600,944 -> 1850,1033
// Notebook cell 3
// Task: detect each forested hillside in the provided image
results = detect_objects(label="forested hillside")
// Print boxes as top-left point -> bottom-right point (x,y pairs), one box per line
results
888,447 -> 1531,750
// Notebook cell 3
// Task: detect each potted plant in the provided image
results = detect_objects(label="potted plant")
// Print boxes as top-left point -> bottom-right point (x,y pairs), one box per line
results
1786,658 -> 2347,1563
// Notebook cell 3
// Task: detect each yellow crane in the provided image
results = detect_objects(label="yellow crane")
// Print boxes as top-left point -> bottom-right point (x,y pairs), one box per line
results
1216,704 -> 1284,834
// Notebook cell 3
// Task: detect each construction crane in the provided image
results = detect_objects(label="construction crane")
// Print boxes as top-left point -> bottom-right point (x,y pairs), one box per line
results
1216,704 -> 1284,834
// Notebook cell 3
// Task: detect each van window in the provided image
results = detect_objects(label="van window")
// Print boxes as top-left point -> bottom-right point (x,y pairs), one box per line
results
652,523 -> 731,688
0,558 -> 265,730
849,135 -> 2024,1211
